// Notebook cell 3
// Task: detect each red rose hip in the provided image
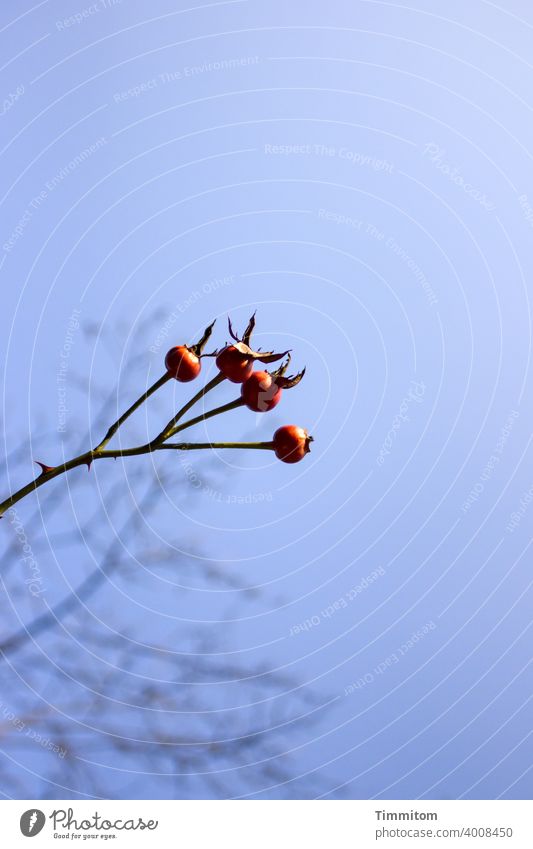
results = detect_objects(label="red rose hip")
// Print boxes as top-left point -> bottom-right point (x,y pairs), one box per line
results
273,425 -> 312,463
165,345 -> 201,382
216,345 -> 254,383
241,371 -> 282,412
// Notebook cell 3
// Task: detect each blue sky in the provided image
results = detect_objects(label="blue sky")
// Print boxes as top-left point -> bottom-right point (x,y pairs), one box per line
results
0,0 -> 532,799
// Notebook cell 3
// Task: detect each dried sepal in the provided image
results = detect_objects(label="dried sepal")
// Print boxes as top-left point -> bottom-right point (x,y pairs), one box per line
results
275,367 -> 306,389
271,354 -> 292,378
250,347 -> 290,363
207,314 -> 290,364
227,316 -> 240,343
218,340 -> 290,364
228,312 -> 256,346
242,312 -> 256,345
270,356 -> 306,388
191,319 -> 216,355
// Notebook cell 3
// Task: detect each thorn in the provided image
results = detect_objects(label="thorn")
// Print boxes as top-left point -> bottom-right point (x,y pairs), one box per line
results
35,461 -> 54,476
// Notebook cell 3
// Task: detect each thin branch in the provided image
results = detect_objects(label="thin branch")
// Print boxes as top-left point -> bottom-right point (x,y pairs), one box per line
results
155,372 -> 225,442
0,416 -> 261,518
168,397 -> 244,438
0,378 -> 237,518
0,480 -> 163,656
93,372 -> 171,452
161,441 -> 274,451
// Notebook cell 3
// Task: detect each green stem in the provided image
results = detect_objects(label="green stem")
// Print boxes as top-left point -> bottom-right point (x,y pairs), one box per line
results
0,382 -> 247,518
0,452 -> 94,518
161,441 -> 274,451
94,372 -> 172,452
154,372 -> 225,443
168,397 -> 244,438
0,435 -> 273,517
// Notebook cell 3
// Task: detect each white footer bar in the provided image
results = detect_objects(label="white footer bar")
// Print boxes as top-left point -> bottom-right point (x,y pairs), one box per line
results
2,800 -> 532,848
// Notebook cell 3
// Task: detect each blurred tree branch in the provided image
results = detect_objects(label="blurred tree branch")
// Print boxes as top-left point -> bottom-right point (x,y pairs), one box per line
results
0,316 -> 333,800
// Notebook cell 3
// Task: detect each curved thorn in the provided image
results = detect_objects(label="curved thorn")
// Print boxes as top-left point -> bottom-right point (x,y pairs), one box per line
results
34,461 -> 54,476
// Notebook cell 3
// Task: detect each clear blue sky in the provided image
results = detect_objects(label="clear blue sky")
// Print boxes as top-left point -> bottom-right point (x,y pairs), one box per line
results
1,0 -> 532,799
